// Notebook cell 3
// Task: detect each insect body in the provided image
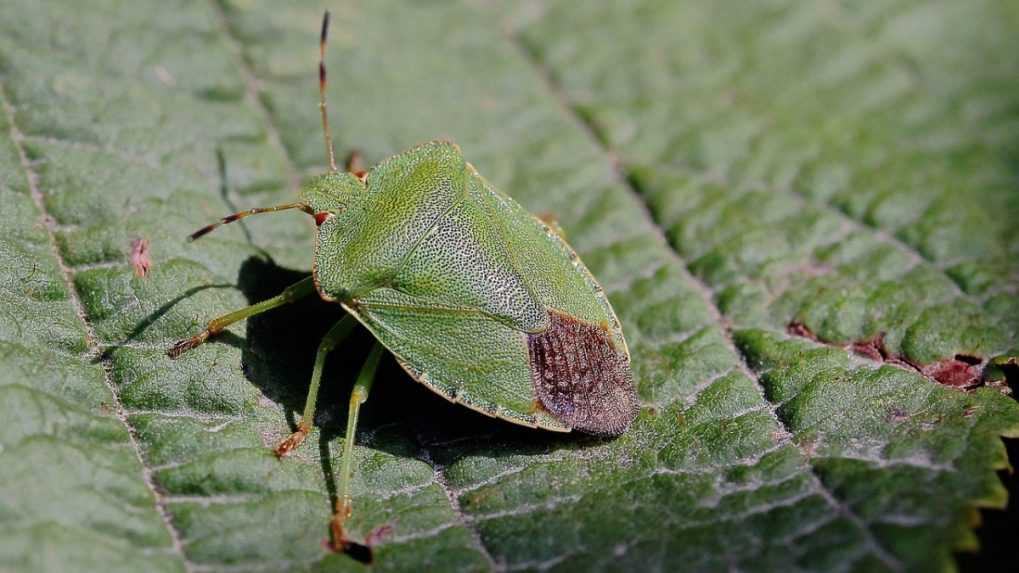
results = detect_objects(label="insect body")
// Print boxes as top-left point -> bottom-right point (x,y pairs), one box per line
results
169,11 -> 637,555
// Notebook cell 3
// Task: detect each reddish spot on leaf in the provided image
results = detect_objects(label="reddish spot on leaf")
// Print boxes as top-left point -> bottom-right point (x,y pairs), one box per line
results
922,359 -> 982,389
786,321 -> 817,341
365,522 -> 395,547
850,333 -> 889,362
130,238 -> 151,277
786,322 -> 987,391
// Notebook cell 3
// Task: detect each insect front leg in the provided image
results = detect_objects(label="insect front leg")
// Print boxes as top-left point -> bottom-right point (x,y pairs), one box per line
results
274,315 -> 357,457
166,276 -> 316,358
331,341 -> 384,553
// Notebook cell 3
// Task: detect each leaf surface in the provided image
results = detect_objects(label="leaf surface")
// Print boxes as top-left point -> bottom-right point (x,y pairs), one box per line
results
0,1 -> 1017,572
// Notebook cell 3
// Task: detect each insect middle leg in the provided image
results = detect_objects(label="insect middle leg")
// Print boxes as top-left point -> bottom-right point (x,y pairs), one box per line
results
274,315 -> 357,457
166,275 -> 316,358
330,341 -> 384,552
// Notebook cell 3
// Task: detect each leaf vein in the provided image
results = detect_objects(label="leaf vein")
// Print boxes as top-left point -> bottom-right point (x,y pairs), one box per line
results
0,81 -> 196,572
508,36 -> 906,573
419,445 -> 501,570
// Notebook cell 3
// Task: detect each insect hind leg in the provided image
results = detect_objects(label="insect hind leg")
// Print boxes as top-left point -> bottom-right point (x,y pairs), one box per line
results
273,315 -> 357,457
330,341 -> 384,553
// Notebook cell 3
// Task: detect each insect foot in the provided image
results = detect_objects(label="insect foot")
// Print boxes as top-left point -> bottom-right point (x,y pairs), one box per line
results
166,331 -> 210,359
329,503 -> 349,553
330,535 -> 372,564
328,499 -> 372,563
273,423 -> 310,458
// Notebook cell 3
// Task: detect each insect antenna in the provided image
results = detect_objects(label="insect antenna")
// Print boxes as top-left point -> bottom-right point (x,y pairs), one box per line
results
187,202 -> 314,241
319,11 -> 338,172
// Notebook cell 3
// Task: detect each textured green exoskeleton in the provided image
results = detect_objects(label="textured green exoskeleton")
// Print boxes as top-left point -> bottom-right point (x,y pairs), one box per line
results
168,11 -> 637,557
303,141 -> 637,434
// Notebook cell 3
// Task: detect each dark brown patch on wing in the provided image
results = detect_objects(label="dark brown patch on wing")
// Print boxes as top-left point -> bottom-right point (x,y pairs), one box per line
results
528,310 -> 638,436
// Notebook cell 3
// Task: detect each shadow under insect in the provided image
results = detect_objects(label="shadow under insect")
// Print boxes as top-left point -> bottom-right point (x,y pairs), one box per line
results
234,256 -> 586,454
232,256 -> 611,560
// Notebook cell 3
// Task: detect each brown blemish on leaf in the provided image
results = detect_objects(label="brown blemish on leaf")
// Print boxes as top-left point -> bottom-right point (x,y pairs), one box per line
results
130,238 -> 151,278
796,435 -> 818,457
786,321 -> 987,391
365,522 -> 395,547
886,406 -> 908,423
920,358 -> 982,389
528,309 -> 638,436
786,321 -> 818,341
850,333 -> 889,362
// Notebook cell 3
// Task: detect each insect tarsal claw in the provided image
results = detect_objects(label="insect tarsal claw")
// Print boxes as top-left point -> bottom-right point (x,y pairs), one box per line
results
273,424 -> 310,458
166,332 -> 208,359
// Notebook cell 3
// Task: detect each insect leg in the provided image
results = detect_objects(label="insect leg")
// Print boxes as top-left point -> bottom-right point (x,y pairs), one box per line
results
330,341 -> 384,552
344,150 -> 367,179
274,315 -> 358,457
166,276 -> 316,358
538,212 -> 567,240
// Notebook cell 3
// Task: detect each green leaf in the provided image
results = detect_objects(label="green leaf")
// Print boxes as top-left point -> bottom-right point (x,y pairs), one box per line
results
1,1 -> 1016,572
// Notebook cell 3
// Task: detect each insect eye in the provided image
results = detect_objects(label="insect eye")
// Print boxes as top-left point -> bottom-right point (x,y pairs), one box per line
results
314,212 -> 333,226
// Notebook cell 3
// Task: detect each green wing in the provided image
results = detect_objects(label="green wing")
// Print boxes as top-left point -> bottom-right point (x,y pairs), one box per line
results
390,189 -> 549,333
345,288 -> 570,432
465,164 -> 628,357
463,165 -> 637,435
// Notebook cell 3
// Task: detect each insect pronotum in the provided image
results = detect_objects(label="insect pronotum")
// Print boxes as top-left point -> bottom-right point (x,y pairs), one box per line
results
169,10 -> 638,557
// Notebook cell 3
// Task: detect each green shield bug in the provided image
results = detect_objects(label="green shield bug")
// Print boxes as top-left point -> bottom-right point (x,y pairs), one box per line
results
168,11 -> 637,555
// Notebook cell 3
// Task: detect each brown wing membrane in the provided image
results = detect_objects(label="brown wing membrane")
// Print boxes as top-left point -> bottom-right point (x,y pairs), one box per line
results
528,310 -> 638,435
